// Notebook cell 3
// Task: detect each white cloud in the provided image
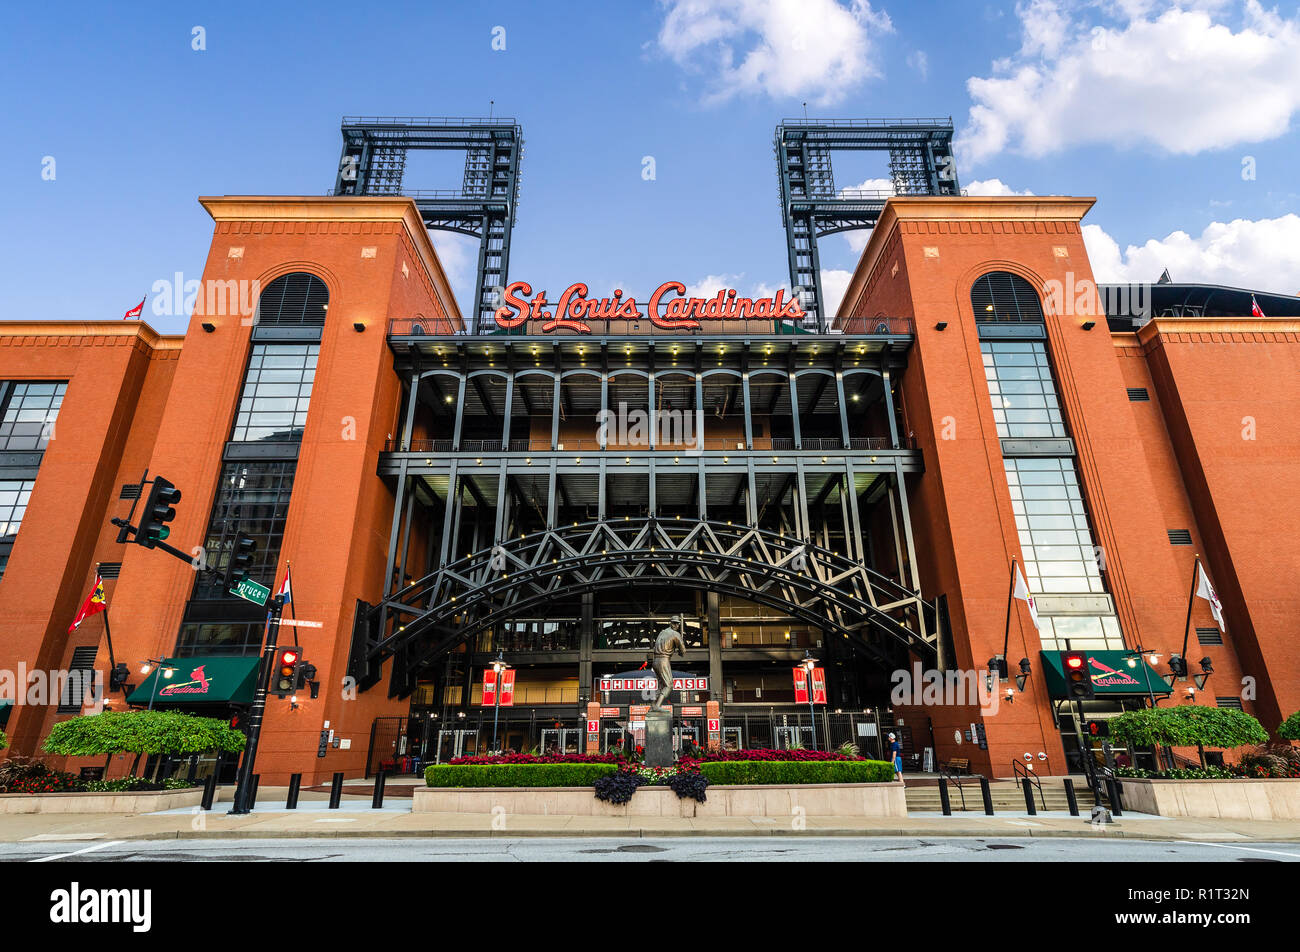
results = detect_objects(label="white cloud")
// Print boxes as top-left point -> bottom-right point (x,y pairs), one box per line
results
683,272 -> 747,299
963,178 -> 1035,196
1083,214 -> 1300,292
820,268 -> 854,316
906,50 -> 929,80
959,1 -> 1300,163
656,0 -> 894,105
427,230 -> 481,318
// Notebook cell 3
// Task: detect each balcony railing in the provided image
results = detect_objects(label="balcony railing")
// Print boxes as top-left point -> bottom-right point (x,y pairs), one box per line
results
385,435 -> 912,453
388,316 -> 915,338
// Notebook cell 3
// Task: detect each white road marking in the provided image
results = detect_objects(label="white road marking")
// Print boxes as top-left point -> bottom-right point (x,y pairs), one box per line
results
30,840 -> 125,862
22,833 -> 107,841
1182,841 -> 1300,859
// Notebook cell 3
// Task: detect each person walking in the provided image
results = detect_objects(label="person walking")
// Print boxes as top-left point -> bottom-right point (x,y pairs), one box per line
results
888,732 -> 903,782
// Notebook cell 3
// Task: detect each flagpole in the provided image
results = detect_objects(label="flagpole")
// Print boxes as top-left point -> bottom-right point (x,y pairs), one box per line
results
1001,557 -> 1018,663
1180,555 -> 1200,664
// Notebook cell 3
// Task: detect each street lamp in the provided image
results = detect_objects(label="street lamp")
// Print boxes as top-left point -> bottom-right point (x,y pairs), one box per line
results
1015,657 -> 1032,693
1122,646 -> 1161,708
490,652 -> 510,754
800,652 -> 818,752
1193,657 -> 1214,691
141,658 -> 175,711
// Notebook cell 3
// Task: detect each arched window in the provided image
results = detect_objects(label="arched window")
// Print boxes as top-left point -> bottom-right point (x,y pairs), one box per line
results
971,271 -> 1044,323
256,272 -> 328,327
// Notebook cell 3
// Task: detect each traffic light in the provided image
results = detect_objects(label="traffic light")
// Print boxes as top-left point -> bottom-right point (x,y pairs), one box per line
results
1086,719 -> 1110,739
271,646 -> 301,697
295,661 -> 317,694
1062,650 -> 1095,699
223,536 -> 257,592
136,476 -> 182,548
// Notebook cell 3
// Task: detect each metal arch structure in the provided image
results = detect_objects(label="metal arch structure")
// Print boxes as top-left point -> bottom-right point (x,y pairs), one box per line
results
332,116 -> 523,334
349,517 -> 942,699
774,118 -> 960,332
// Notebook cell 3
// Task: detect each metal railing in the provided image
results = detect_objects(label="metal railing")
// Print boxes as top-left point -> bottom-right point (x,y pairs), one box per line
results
1012,759 -> 1046,810
384,436 -> 912,454
937,763 -> 971,810
387,316 -> 916,339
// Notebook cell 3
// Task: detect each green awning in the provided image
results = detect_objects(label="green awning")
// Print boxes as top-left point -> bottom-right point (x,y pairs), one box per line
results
1041,650 -> 1172,698
127,657 -> 260,706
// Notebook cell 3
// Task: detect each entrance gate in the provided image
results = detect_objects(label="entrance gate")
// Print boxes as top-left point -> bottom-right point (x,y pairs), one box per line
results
435,729 -> 479,763
540,728 -> 582,754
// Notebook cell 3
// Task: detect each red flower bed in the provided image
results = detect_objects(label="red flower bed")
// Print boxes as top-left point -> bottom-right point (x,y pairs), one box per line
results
447,748 -> 858,768
447,752 -> 625,766
696,748 -> 855,762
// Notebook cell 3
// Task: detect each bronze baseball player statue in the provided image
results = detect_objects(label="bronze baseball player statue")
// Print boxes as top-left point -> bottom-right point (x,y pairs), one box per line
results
649,615 -> 686,712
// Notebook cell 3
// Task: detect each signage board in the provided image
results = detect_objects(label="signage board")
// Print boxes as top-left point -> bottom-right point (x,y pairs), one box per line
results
494,281 -> 806,335
229,578 -> 270,606
707,718 -> 720,733
793,667 -> 809,704
600,676 -> 708,692
680,706 -> 703,717
499,668 -> 516,707
810,667 -> 827,705
482,669 -> 497,707
599,707 -> 620,718
587,720 -> 599,734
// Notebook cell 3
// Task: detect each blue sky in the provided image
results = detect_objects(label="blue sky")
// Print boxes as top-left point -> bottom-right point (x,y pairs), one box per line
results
4,0 -> 1300,332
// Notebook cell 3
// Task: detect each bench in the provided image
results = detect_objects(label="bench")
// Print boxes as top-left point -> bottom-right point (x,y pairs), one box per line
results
944,758 -> 972,776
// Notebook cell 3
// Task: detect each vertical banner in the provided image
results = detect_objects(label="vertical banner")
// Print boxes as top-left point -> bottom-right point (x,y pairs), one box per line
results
811,667 -> 827,705
586,702 -> 601,755
482,669 -> 497,706
792,666 -> 809,703
499,668 -> 516,707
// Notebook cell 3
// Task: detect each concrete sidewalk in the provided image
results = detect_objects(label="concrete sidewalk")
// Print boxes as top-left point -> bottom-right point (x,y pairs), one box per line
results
3,798 -> 1300,843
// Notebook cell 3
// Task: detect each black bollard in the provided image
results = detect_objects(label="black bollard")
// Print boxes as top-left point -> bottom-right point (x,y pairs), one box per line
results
1063,777 -> 1080,816
328,771 -> 344,809
286,773 -> 302,810
1021,776 -> 1037,815
937,778 -> 952,815
186,755 -> 199,785
979,776 -> 994,815
201,774 -> 217,811
1106,778 -> 1124,816
248,774 -> 260,809
372,769 -> 387,809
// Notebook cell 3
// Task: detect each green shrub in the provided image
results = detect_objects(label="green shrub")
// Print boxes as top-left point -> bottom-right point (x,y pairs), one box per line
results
1109,706 -> 1267,750
42,710 -> 246,757
1279,711 -> 1300,742
425,763 -> 618,787
699,760 -> 894,785
0,729 -> 7,750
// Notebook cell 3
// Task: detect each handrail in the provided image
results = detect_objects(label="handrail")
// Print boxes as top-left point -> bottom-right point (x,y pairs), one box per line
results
937,764 -> 969,811
1012,759 -> 1047,810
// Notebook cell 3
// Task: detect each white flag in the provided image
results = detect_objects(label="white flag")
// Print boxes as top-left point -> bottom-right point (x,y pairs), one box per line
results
1012,564 -> 1041,630
1196,563 -> 1224,631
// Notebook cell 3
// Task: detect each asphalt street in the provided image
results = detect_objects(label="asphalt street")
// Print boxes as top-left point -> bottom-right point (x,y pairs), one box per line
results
4,836 -> 1300,862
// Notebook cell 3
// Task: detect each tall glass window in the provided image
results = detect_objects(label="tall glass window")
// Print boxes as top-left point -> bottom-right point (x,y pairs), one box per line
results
0,382 -> 66,451
230,344 -> 318,443
192,460 -> 297,600
0,479 -> 35,582
981,342 -> 1066,438
1005,458 -> 1102,594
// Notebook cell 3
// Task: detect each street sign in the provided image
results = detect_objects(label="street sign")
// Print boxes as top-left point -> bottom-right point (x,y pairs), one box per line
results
229,578 -> 270,606
280,619 -> 323,628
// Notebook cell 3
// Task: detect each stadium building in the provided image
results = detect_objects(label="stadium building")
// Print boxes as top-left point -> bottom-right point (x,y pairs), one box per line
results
1,118 -> 1297,784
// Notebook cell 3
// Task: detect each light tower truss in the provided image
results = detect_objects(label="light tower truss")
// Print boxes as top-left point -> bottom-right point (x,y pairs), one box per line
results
333,116 -> 523,333
774,118 -> 960,331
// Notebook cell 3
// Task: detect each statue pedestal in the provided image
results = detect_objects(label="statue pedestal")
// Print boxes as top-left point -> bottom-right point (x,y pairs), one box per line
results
644,711 -> 674,767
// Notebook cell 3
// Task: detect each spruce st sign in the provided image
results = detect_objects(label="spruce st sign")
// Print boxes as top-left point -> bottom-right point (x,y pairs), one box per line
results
493,281 -> 806,334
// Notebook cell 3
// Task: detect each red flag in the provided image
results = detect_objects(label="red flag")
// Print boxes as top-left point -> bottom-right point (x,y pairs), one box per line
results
123,296 -> 145,320
1251,295 -> 1265,318
69,574 -> 107,632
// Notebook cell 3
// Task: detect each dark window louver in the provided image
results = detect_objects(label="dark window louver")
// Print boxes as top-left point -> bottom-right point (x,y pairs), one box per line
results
971,271 -> 1045,323
1215,696 -> 1243,710
98,562 -> 121,579
1196,626 -> 1223,646
119,483 -> 142,500
255,272 -> 328,327
1127,388 -> 1150,402
57,646 -> 99,713
1168,529 -> 1193,545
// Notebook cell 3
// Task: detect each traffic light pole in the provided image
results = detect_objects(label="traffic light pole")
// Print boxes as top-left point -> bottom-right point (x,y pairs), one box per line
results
229,593 -> 285,816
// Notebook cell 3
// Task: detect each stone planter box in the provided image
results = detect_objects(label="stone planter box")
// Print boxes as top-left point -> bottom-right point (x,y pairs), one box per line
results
1119,777 -> 1300,820
0,787 -> 206,814
414,782 -> 907,818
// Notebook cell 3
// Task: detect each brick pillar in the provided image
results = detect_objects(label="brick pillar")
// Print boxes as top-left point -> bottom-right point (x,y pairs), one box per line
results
586,701 -> 601,754
706,700 -> 722,751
